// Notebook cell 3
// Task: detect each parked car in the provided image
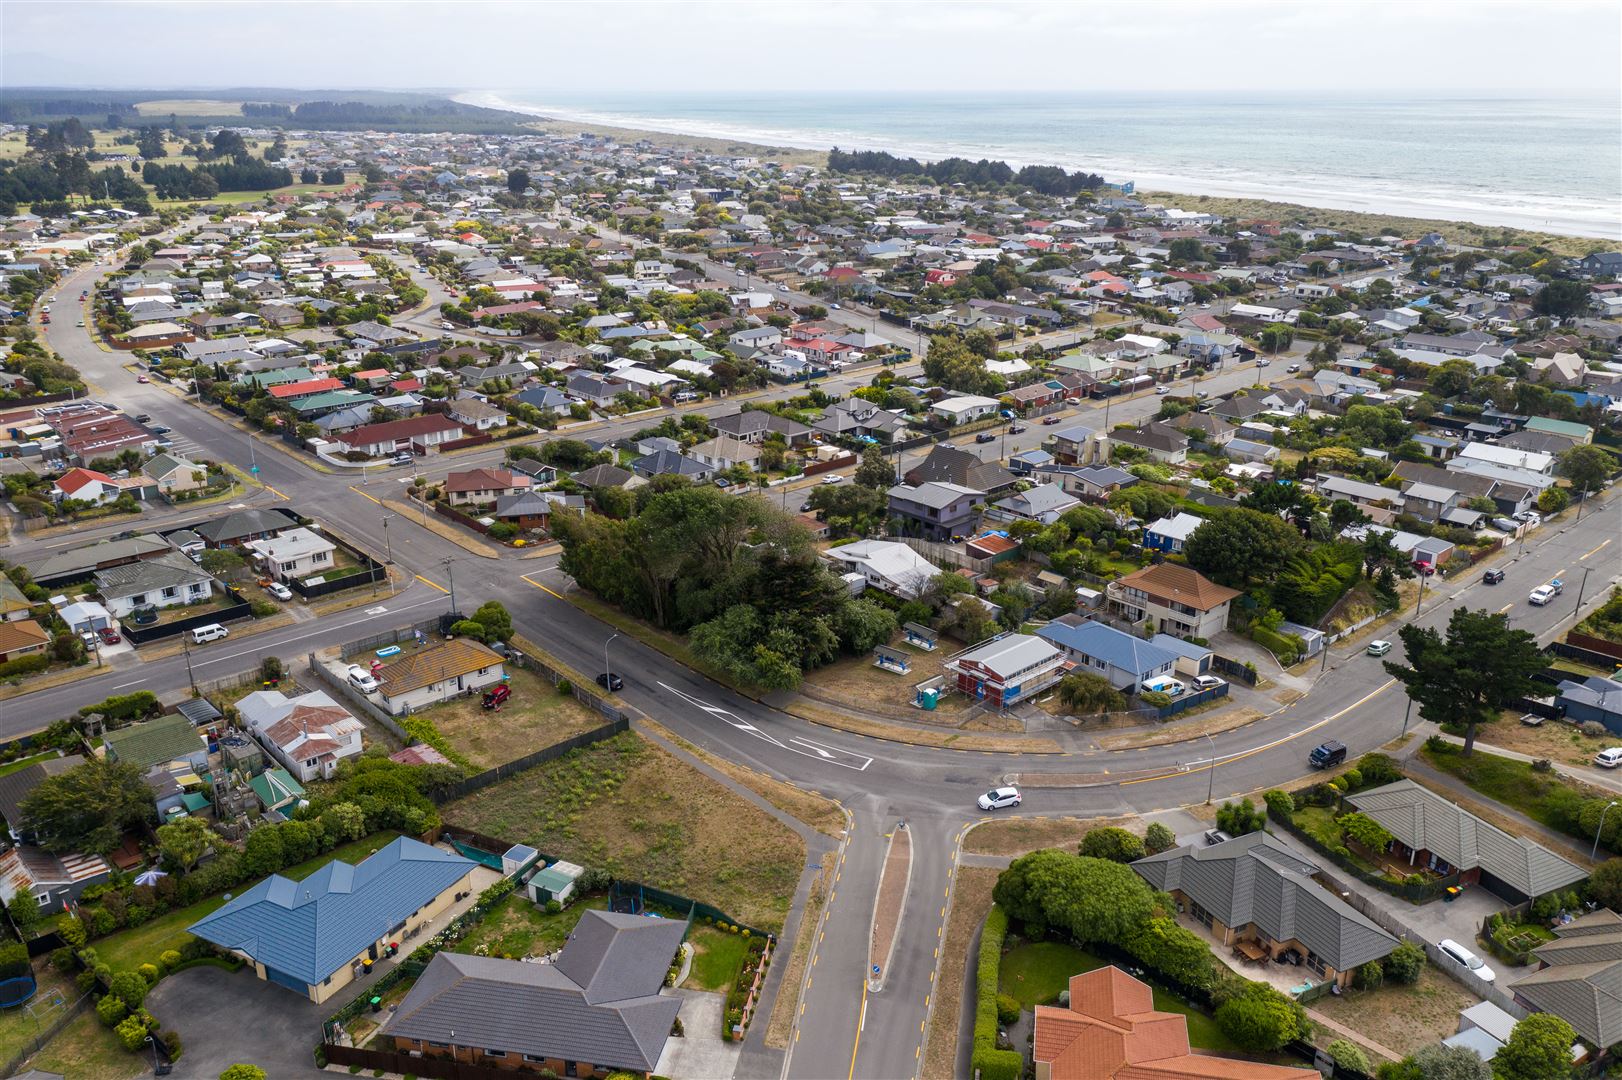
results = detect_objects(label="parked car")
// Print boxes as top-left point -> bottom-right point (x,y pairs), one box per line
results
346,666 -> 379,693
98,627 -> 120,646
136,374 -> 149,383
390,453 -> 415,466
1308,740 -> 1348,769
79,631 -> 99,651
148,425 -> 170,435
1155,386 -> 1170,396
265,582 -> 293,601
975,432 -> 997,444
1411,560 -> 1435,576
1255,358 -> 1270,367
820,474 -> 845,485
1595,748 -> 1622,769
1483,568 -> 1505,585
1366,640 -> 1393,657
977,786 -> 1022,811
481,683 -> 511,710
1438,939 -> 1496,983
1007,424 -> 1027,435
1042,415 -> 1063,425
191,624 -> 229,644
1191,675 -> 1223,691
799,501 -> 814,512
1203,829 -> 1232,846
596,671 -> 624,692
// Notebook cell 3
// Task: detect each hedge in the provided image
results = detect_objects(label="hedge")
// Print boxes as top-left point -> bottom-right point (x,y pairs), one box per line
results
0,653 -> 50,679
972,905 -> 1022,1080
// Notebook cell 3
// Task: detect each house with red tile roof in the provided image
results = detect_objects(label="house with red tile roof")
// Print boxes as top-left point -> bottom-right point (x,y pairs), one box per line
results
1034,966 -> 1313,1080
444,467 -> 531,507
269,377 -> 346,400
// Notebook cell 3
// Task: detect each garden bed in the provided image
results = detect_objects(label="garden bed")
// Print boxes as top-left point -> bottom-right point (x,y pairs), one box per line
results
450,890 -> 597,960
444,732 -> 803,932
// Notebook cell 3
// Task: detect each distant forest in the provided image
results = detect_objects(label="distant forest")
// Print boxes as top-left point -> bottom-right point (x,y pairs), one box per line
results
827,146 -> 1104,196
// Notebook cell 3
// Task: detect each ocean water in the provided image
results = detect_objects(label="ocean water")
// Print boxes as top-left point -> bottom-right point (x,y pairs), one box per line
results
465,90 -> 1621,240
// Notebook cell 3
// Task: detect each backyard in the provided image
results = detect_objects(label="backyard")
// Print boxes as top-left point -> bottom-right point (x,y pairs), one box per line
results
450,889 -> 596,960
17,1007 -> 143,1080
0,962 -> 80,1069
1311,966 -> 1478,1058
998,940 -> 1245,1054
93,831 -> 402,973
445,732 -> 804,932
412,665 -> 612,771
684,923 -> 753,992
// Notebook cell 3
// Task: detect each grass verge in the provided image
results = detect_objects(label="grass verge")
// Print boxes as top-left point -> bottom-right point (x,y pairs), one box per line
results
766,851 -> 835,1050
444,731 -> 802,932
921,866 -> 998,1080
962,816 -> 1130,858
785,698 -> 1063,754
19,1005 -> 143,1080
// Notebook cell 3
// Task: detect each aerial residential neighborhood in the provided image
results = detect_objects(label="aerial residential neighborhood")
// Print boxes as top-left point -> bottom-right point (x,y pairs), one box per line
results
0,21 -> 1618,1080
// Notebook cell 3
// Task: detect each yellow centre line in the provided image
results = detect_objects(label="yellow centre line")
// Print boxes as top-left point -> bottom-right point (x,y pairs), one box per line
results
350,485 -> 383,506
414,575 -> 448,594
1582,539 -> 1613,560
263,485 -> 289,500
847,982 -> 868,1080
1122,679 -> 1397,786
521,574 -> 565,599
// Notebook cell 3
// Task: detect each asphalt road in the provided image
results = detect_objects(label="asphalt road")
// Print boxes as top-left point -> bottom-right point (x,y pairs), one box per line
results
16,239 -> 1622,1080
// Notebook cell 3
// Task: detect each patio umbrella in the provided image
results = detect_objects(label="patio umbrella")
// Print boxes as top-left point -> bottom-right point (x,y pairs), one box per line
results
134,870 -> 168,887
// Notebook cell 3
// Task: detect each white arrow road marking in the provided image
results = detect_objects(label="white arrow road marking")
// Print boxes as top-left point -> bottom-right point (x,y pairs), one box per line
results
658,682 -> 873,770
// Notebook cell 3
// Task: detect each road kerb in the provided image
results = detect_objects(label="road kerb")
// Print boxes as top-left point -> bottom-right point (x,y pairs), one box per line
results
867,821 -> 912,994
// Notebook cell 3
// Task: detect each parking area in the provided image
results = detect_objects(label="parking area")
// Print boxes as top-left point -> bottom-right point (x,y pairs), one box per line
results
147,964 -> 327,1077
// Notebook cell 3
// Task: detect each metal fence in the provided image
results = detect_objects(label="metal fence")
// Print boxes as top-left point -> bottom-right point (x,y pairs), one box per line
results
431,719 -> 628,803
1556,635 -> 1622,666
0,990 -> 92,1077
1154,682 -> 1229,719
120,589 -> 255,645
1210,654 -> 1259,686
292,561 -> 387,600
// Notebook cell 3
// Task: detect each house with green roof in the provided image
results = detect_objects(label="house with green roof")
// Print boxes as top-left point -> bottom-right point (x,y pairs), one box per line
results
248,767 -> 305,815
102,714 -> 207,773
1524,416 -> 1592,445
288,390 -> 378,419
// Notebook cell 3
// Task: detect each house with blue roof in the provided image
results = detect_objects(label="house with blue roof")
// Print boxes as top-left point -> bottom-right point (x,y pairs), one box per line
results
188,836 -> 476,1003
1037,619 -> 1179,690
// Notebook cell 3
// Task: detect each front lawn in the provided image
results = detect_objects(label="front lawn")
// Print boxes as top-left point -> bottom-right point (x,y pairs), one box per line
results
685,923 -> 752,992
444,732 -> 803,932
997,941 -> 1244,1054
94,831 -> 401,972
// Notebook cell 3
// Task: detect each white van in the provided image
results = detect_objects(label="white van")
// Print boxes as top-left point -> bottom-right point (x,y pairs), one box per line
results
1140,676 -> 1186,697
190,624 -> 229,645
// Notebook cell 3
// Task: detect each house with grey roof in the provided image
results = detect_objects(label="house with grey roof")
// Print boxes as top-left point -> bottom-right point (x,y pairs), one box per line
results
1133,832 -> 1399,988
1510,909 -> 1622,1046
189,836 -> 476,1004
710,408 -> 815,446
386,910 -> 685,1075
990,482 -> 1080,525
93,550 -> 216,619
887,481 -> 983,541
1346,779 -> 1588,902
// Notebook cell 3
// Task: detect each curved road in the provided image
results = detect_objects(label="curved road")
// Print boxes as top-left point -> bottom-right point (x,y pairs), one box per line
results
17,238 -> 1622,1080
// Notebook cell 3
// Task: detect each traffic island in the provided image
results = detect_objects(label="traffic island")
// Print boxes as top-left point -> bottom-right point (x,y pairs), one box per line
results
867,820 -> 912,993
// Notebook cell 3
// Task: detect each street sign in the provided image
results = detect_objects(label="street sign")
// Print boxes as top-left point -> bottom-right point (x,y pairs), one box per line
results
249,465 -> 259,475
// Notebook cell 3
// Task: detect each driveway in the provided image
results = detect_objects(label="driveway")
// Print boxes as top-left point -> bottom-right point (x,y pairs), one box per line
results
146,964 -> 327,1077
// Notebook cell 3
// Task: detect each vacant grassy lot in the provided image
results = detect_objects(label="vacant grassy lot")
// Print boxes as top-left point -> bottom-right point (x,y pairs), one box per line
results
446,732 -> 803,932
19,1006 -> 143,1080
422,666 -> 610,770
1471,712 -> 1618,765
1311,966 -> 1478,1057
998,940 -> 1243,1053
963,816 -> 1130,857
452,890 -> 594,960
798,644 -> 965,721
94,832 -> 401,972
134,98 -> 249,116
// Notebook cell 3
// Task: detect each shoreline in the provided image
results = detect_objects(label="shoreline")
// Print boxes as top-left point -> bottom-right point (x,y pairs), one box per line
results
463,90 -> 1614,252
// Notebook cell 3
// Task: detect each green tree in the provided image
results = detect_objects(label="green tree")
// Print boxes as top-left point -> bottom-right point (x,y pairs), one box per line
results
1078,827 -> 1145,863
1337,811 -> 1394,852
449,618 -> 488,642
115,1013 -> 150,1052
20,758 -> 152,855
1532,279 -> 1589,319
853,443 -> 895,489
220,1066 -> 268,1080
1492,1012 -> 1576,1080
506,168 -> 530,195
1537,486 -> 1570,514
1384,1043 -> 1491,1080
1556,444 -> 1612,498
155,816 -> 217,874
1183,508 -> 1304,587
241,823 -> 286,877
470,600 -> 513,643
833,599 -> 897,653
1055,671 -> 1127,714
1588,858 -> 1622,911
1383,608 -> 1543,755
1213,981 -> 1307,1052
198,548 -> 246,580
1428,358 -> 1477,398
921,335 -> 1004,398
1143,822 -> 1177,854
1384,940 -> 1425,983
136,126 -> 165,159
1216,799 -> 1265,836
1327,1039 -> 1369,1074
317,801 -> 367,844
992,850 -> 1161,944
1258,324 -> 1294,354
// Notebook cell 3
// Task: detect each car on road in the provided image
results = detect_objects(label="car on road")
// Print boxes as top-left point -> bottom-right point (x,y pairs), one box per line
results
1483,568 -> 1505,585
975,432 -> 997,443
149,424 -> 170,435
265,582 -> 293,601
1596,748 -> 1622,769
390,452 -> 415,466
48,295 -> 57,303
1308,740 -> 1348,769
1042,415 -> 1063,425
1529,583 -> 1560,606
76,319 -> 83,327
1155,386 -> 1170,395
828,302 -> 840,309
346,666 -> 379,693
596,671 -> 624,692
977,786 -> 1022,811
1203,829 -> 1232,846
137,374 -> 149,383
1007,424 -> 1027,435
1366,640 -> 1392,657
1255,358 -> 1270,367
1286,363 -> 1301,373
1438,939 -> 1495,982
820,474 -> 844,485
98,627 -> 121,646
777,284 -> 789,292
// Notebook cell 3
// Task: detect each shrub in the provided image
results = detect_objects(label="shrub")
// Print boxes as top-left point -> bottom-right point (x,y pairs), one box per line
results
1582,720 -> 1609,737
1337,811 -> 1395,852
1139,690 -> 1173,708
1354,959 -> 1384,990
160,1029 -> 181,1061
115,1013 -> 150,1051
1216,798 -> 1265,836
995,993 -> 1020,1025
96,994 -> 128,1027
137,962 -> 159,985
0,941 -> 28,979
972,906 -> 1022,1080
0,653 -> 50,679
1214,981 -> 1307,1052
1143,822 -> 1177,855
1341,768 -> 1363,790
159,950 -> 182,972
556,678 -> 572,694
1327,1038 -> 1369,1073
1078,826 -> 1146,864
108,969 -> 148,1008
1263,789 -> 1294,818
50,947 -> 75,973
58,915 -> 87,947
219,1066 -> 266,1080
1357,753 -> 1402,787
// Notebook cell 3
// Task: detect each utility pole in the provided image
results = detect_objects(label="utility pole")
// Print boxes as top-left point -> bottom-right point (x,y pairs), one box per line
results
1400,695 -> 1415,736
1575,565 -> 1595,619
382,515 -> 393,565
442,557 -> 458,616
1413,568 -> 1428,617
1204,731 -> 1217,805
181,635 -> 197,693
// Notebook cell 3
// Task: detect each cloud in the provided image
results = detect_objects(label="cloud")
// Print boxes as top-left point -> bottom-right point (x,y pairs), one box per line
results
1,0 -> 1617,93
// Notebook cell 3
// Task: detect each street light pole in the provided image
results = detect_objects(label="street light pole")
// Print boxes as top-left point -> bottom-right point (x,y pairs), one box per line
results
604,632 -> 618,681
1596,800 -> 1619,859
1204,731 -> 1217,805
1414,569 -> 1427,617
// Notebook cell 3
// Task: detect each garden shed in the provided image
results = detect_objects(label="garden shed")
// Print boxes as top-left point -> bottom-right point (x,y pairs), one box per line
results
527,860 -> 585,906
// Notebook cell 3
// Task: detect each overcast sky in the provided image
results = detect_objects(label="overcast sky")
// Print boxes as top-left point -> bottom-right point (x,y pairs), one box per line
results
3,0 -> 1619,95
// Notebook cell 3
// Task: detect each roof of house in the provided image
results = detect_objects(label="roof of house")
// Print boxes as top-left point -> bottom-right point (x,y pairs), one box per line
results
245,526 -> 334,564
952,633 -> 1063,680
336,413 -> 464,448
823,540 -> 940,593
0,618 -> 50,657
689,435 -> 762,463
1510,958 -> 1622,1046
376,638 -> 505,698
0,754 -> 84,830
193,508 -> 302,545
1112,564 -> 1240,612
905,444 -> 1016,491
388,911 -> 684,1071
189,837 -> 475,987
248,768 -> 306,811
1133,833 -> 1398,973
1034,965 -> 1314,1079
53,467 -> 111,496
888,481 -> 983,510
444,467 -> 529,494
1145,512 -> 1204,541
1037,621 -> 1179,678
573,463 -> 637,489
1347,779 -> 1588,897
994,483 -> 1080,518
102,714 -> 203,771
0,576 -> 30,617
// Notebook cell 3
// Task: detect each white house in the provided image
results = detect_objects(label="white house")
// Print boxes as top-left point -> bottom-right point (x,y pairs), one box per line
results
245,527 -> 336,583
93,551 -> 216,618
238,689 -> 364,782
821,540 -> 941,600
374,638 -> 507,716
930,394 -> 1003,425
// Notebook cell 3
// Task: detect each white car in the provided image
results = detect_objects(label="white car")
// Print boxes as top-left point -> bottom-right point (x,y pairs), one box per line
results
346,665 -> 379,693
265,582 -> 293,601
977,786 -> 1022,811
1528,585 -> 1558,606
1595,748 -> 1622,769
1191,675 -> 1223,691
1438,939 -> 1495,983
1366,640 -> 1393,657
1255,358 -> 1270,367
1155,386 -> 1170,395
820,474 -> 845,485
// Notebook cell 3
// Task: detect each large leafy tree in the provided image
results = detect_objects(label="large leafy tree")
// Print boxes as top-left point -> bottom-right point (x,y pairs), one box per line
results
1383,608 -> 1543,755
1532,279 -> 1590,319
992,850 -> 1163,944
853,443 -> 895,489
1492,1012 -> 1577,1080
1213,981 -> 1308,1052
1556,444 -> 1613,498
1183,508 -> 1305,587
1055,672 -> 1126,714
155,816 -> 217,873
21,758 -> 152,854
921,334 -> 1004,398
